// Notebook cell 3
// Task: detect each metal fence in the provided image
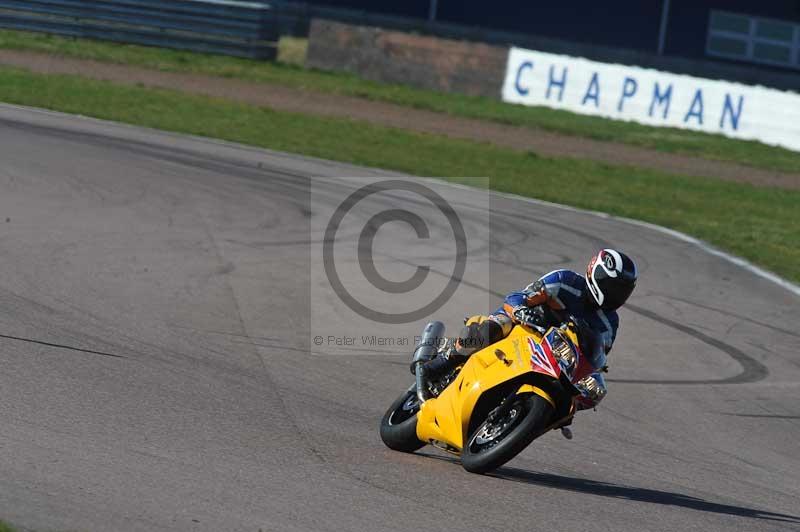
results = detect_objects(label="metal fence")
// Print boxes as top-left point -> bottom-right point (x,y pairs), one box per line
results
272,2 -> 460,39
0,0 -> 278,59
0,0 -> 552,63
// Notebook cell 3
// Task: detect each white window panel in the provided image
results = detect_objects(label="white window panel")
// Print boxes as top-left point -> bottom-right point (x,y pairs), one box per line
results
707,10 -> 800,70
708,35 -> 748,57
753,42 -> 791,63
710,11 -> 750,35
756,19 -> 793,42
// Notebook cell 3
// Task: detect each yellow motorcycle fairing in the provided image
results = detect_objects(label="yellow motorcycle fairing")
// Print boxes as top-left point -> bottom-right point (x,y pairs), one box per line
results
415,325 -> 556,452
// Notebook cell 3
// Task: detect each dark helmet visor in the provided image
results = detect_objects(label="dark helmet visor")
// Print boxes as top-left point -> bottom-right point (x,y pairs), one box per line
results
599,277 -> 636,310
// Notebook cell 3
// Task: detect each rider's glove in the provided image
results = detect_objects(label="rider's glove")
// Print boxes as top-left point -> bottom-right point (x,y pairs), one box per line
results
512,305 -> 546,328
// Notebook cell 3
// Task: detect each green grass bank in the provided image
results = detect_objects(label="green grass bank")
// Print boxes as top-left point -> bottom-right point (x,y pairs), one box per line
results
1,30 -> 799,174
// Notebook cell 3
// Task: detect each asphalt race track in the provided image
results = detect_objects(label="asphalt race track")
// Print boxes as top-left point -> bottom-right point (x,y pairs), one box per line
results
0,104 -> 798,532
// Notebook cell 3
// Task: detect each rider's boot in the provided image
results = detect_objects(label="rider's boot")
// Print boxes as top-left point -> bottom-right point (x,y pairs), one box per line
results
419,339 -> 467,380
412,317 -> 504,380
422,317 -> 504,378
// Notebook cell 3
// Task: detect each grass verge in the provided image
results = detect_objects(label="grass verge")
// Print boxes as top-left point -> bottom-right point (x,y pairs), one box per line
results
1,30 -> 799,174
0,521 -> 16,532
0,65 -> 797,282
276,36 -> 307,66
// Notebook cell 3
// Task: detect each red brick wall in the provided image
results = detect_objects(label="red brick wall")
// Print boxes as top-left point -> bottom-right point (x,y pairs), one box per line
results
306,19 -> 508,98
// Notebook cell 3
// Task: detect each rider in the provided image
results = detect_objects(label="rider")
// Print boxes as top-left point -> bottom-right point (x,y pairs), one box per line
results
420,249 -> 638,437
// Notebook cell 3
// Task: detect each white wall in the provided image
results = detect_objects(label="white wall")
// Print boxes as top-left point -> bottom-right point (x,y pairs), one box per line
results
502,46 -> 800,153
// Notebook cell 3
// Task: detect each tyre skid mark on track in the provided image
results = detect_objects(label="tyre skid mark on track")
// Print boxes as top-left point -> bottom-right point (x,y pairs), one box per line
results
7,105 -> 800,299
4,112 -> 770,386
613,304 -> 768,384
653,294 -> 800,339
495,211 -> 768,384
477,184 -> 800,298
0,332 -> 127,359
182,176 -> 462,504
194,205 -> 328,466
11,288 -> 271,383
390,198 -> 769,385
5,106 -> 799,530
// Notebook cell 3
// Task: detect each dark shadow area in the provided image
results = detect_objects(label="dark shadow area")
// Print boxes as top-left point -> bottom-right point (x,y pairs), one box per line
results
417,451 -> 798,524
491,466 -> 800,524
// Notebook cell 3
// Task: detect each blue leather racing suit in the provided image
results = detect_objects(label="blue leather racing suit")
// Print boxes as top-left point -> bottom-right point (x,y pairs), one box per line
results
487,269 -> 614,410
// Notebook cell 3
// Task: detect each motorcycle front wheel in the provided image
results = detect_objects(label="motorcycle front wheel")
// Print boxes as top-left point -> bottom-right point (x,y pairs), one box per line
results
461,394 -> 554,474
379,388 -> 426,453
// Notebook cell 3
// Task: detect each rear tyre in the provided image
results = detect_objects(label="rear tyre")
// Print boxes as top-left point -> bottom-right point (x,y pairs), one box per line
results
461,394 -> 554,474
380,389 -> 425,453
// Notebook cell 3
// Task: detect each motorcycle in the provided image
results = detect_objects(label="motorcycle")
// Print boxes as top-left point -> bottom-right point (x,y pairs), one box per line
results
379,315 -> 606,474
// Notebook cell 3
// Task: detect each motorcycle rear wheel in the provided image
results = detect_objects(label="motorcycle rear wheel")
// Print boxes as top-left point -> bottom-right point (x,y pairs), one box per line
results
380,389 -> 426,453
461,394 -> 554,474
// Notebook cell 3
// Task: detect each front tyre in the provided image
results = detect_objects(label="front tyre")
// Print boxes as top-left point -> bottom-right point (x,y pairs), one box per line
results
461,394 -> 554,474
380,389 -> 425,453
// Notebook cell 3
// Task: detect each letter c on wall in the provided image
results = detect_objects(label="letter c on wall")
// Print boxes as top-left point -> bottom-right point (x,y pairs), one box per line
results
515,61 -> 533,96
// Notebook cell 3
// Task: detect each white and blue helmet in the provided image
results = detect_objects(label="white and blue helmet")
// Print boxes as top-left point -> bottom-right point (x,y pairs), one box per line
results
586,249 -> 638,310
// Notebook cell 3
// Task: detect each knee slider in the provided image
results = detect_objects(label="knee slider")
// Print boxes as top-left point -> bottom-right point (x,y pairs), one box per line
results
457,320 -> 503,355
457,322 -> 482,352
479,319 -> 504,344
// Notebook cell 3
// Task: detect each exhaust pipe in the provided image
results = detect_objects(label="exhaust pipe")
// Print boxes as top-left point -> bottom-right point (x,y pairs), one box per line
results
412,321 -> 445,403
